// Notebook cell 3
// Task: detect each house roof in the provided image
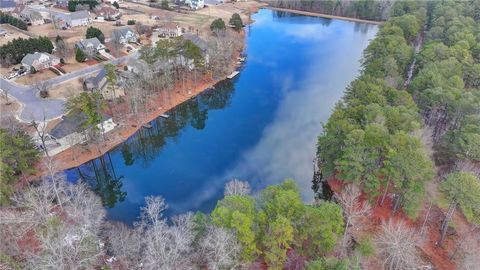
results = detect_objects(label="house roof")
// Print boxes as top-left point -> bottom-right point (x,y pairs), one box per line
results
160,22 -> 179,30
21,52 -> 59,66
94,6 -> 118,16
0,0 -> 16,9
183,33 -> 208,52
70,10 -> 90,20
112,27 -> 134,38
76,37 -> 102,49
50,114 -> 87,139
28,10 -> 43,21
85,68 -> 106,89
50,112 -> 110,139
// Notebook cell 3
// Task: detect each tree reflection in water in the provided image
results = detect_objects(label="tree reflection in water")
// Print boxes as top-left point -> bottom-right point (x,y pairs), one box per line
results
77,153 -> 126,208
73,79 -> 235,208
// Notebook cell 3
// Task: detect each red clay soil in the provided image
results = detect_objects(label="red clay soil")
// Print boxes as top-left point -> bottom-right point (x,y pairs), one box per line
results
327,177 -> 473,270
85,59 -> 99,66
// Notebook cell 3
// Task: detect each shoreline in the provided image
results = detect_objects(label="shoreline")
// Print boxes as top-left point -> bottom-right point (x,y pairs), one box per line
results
265,6 -> 384,25
29,50 -> 245,179
24,1 -> 267,181
46,72 -> 241,173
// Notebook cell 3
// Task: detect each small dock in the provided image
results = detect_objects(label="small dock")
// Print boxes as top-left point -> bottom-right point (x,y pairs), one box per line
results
227,71 -> 240,79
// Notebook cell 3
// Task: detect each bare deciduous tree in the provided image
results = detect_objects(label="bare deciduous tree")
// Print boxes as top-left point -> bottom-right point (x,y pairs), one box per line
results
335,183 -> 371,251
34,81 -> 52,99
376,219 -> 420,270
200,226 -> 240,270
5,178 -> 105,270
224,178 -> 251,196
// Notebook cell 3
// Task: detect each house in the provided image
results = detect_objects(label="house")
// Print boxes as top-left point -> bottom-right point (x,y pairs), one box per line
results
84,68 -> 107,91
21,52 -> 60,72
126,58 -> 149,74
84,68 -> 124,99
54,10 -> 91,28
111,27 -> 137,44
94,6 -> 120,21
0,0 -> 16,12
152,22 -> 182,43
75,37 -> 105,56
69,10 -> 91,27
49,113 -> 117,148
184,0 -> 204,10
20,8 -> 45,25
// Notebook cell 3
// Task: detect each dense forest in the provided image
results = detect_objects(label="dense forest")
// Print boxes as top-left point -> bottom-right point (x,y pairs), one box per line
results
0,36 -> 54,65
316,0 -> 480,268
267,0 -> 395,21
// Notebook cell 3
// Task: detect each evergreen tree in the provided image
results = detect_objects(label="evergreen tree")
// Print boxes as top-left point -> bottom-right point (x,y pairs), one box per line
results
229,13 -> 243,31
75,48 -> 86,62
210,18 -> 226,32
86,26 -> 105,43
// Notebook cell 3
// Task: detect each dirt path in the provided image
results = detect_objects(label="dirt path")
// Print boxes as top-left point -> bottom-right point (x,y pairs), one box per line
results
266,7 -> 383,25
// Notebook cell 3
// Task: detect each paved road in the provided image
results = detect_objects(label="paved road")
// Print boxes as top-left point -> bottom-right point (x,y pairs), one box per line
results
0,52 -> 138,122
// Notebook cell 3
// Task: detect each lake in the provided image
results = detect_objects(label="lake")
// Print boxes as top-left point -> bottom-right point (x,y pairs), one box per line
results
66,9 -> 378,224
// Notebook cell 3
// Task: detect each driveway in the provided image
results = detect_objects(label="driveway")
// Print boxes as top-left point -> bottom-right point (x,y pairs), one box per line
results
0,52 -> 138,122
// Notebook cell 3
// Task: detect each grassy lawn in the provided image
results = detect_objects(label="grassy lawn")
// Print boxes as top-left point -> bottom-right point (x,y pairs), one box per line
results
15,69 -> 58,85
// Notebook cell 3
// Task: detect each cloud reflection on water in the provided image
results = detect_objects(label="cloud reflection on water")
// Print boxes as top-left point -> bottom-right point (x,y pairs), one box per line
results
167,20 -> 378,213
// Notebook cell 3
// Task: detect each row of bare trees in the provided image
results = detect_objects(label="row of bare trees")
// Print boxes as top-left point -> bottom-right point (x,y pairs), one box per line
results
0,177 -> 244,269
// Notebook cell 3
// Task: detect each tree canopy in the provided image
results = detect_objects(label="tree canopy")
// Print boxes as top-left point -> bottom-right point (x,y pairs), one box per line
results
229,13 -> 243,31
0,129 -> 39,204
441,172 -> 480,224
210,18 -> 226,32
212,180 -> 344,268
86,26 -> 105,43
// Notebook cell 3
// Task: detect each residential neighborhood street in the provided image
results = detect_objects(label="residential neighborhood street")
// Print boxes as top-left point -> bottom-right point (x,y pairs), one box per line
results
0,52 -> 138,122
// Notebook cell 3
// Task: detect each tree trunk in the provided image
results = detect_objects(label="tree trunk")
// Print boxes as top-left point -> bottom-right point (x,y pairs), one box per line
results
392,194 -> 402,215
380,181 -> 390,206
438,203 -> 456,247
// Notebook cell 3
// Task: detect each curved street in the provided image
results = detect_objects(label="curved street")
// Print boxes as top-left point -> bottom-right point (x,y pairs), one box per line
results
0,52 -> 138,122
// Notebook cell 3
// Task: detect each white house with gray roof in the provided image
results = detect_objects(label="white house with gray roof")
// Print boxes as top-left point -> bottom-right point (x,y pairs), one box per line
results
54,10 -> 91,28
20,8 -> 45,25
21,52 -> 60,72
75,37 -> 105,56
111,27 -> 137,44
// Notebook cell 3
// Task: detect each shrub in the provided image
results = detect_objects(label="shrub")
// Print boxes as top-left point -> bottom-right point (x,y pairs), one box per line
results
75,48 -> 86,62
39,90 -> 49,98
210,18 -> 226,32
86,26 -> 105,43
229,13 -> 243,31
357,237 -> 375,257
127,20 -> 136,25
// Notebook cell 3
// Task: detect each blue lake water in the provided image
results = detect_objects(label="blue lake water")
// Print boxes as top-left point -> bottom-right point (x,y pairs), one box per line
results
66,9 -> 378,224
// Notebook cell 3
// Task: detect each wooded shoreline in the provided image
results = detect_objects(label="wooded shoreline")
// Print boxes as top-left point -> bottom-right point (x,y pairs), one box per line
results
265,6 -> 384,25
